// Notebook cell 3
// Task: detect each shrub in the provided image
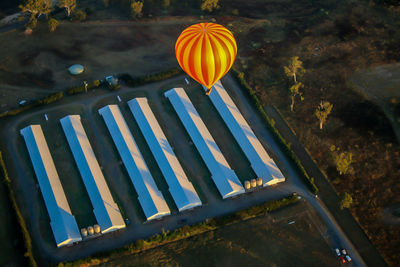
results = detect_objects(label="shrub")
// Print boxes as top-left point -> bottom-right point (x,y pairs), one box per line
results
339,192 -> 353,209
72,9 -> 86,22
66,80 -> 102,95
231,67 -> 318,194
118,68 -> 183,87
109,84 -> 121,90
201,0 -> 220,12
130,1 -> 143,19
0,92 -> 64,117
48,18 -> 59,32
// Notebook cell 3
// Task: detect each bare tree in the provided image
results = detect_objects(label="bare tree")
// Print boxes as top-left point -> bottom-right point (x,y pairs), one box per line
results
315,100 -> 333,129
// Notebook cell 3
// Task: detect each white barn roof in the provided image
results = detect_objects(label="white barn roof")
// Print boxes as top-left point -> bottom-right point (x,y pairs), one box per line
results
98,105 -> 170,221
128,98 -> 202,211
20,125 -> 82,247
60,115 -> 125,233
204,81 -> 285,186
164,88 -> 245,199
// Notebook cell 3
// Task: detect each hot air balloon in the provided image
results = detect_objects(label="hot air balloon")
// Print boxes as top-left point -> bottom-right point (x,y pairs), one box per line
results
175,23 -> 237,95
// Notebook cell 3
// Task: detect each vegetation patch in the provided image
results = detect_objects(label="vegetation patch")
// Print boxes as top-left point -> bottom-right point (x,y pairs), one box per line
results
66,80 -> 102,95
118,68 -> 183,87
0,151 -> 37,267
0,92 -> 63,118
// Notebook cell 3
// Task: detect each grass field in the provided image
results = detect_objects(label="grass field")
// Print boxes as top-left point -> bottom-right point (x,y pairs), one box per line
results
97,201 -> 340,267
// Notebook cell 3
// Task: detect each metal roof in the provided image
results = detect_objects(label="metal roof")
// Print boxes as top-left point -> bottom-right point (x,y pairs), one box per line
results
98,105 -> 170,221
204,81 -> 285,186
60,115 -> 125,233
128,98 -> 202,211
20,125 -> 82,247
164,88 -> 245,199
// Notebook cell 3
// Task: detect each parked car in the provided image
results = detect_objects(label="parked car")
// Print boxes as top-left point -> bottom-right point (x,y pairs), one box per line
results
341,249 -> 347,255
339,256 -> 346,264
335,248 -> 341,256
345,255 -> 352,262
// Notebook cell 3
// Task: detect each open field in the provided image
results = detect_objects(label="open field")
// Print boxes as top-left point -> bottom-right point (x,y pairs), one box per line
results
98,201 -> 341,267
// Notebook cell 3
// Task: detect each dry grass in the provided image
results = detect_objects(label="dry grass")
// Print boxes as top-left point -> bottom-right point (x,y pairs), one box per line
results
230,1 -> 400,265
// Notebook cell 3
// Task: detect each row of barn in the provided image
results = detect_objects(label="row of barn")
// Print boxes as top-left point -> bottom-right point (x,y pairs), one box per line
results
20,81 -> 285,248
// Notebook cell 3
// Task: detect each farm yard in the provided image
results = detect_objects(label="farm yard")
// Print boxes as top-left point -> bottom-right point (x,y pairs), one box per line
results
0,0 -> 399,265
0,70 -> 362,266
2,74 -> 291,264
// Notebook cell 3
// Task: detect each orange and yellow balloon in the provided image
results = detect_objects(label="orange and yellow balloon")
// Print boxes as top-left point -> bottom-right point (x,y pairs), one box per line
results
175,23 -> 237,95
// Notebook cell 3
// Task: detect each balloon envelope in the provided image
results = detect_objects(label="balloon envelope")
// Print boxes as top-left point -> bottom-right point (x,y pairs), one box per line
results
175,23 -> 237,90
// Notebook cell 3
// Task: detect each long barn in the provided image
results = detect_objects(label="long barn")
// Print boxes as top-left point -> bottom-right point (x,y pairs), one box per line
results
164,88 -> 245,199
128,98 -> 202,211
60,115 -> 125,233
203,81 -> 285,186
20,125 -> 82,247
98,105 -> 170,221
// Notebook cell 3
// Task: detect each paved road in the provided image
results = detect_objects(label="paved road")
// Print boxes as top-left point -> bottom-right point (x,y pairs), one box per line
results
1,75 -> 366,266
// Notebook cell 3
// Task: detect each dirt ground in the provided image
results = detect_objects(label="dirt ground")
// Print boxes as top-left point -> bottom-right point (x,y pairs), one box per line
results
350,63 -> 400,142
0,18 -> 194,112
97,201 -> 341,267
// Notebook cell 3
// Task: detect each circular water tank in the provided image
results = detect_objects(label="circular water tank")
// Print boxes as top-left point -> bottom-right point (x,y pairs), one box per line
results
68,64 -> 84,75
257,177 -> 263,186
244,180 -> 251,190
87,226 -> 94,235
93,224 -> 101,234
251,179 -> 257,188
81,228 -> 88,237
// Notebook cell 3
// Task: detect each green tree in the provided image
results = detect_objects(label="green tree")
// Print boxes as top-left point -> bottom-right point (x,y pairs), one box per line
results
201,0 -> 220,12
58,0 -> 76,17
315,100 -> 333,129
330,146 -> 353,175
19,0 -> 52,19
284,56 -> 305,83
339,192 -> 353,209
289,82 -> 304,112
48,17 -> 59,32
130,1 -> 143,19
